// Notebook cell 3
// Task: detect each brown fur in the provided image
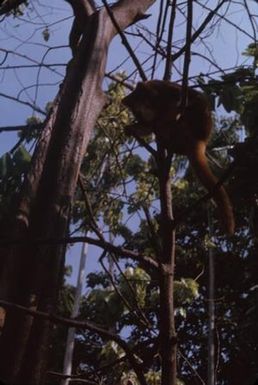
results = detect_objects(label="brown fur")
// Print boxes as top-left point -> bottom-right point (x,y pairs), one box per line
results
122,80 -> 234,235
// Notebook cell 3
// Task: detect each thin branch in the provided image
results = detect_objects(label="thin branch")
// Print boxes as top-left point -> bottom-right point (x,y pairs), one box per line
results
178,350 -> 206,385
0,47 -> 65,77
0,92 -> 46,115
0,299 -> 147,385
0,124 -> 43,133
158,0 -> 170,57
99,253 -> 150,328
243,0 -> 257,41
102,0 -> 147,81
0,64 -> 66,70
173,161 -> 236,231
179,0 -> 193,112
0,50 -> 8,65
105,73 -> 134,90
171,0 -> 228,62
196,0 -> 255,41
151,0 -> 165,79
108,252 -> 152,327
163,0 -> 177,81
137,28 -> 165,57
0,235 -> 159,270
48,371 -> 96,385
129,131 -> 157,158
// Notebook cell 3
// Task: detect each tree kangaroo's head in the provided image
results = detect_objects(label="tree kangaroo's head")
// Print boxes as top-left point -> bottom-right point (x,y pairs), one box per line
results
122,80 -> 182,124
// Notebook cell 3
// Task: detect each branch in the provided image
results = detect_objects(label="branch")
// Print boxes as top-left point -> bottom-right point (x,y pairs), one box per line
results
107,253 -> 152,327
47,371 -> 96,385
0,235 -> 159,270
179,0 -> 193,111
102,0 -> 147,81
0,92 -> 46,115
0,299 -> 147,385
173,161 -> 236,230
177,350 -> 206,385
196,0 -> 255,41
151,0 -> 165,78
99,254 -> 151,328
0,123 -> 42,133
105,73 -> 134,90
132,133 -> 157,158
163,0 -> 177,81
171,0 -> 228,62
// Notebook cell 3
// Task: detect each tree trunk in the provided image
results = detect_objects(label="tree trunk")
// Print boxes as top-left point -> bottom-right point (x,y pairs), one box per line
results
0,1 -> 155,384
61,241 -> 88,385
157,144 -> 177,385
208,207 -> 215,385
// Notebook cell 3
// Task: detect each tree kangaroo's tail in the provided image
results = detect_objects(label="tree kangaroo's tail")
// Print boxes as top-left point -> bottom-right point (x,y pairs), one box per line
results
189,142 -> 235,235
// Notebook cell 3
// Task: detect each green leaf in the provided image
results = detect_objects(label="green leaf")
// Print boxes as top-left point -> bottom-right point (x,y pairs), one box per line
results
218,85 -> 242,113
13,146 -> 31,165
0,152 -> 13,178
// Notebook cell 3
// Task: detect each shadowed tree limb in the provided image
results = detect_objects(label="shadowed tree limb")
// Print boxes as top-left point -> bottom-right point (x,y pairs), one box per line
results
0,1 -> 156,384
0,299 -> 148,385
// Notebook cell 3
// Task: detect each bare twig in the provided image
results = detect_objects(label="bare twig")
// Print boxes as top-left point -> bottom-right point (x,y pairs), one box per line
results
102,0 -> 147,81
99,253 -> 150,327
171,1 -> 228,62
0,234 -> 159,270
0,124 -> 43,133
48,371 -> 97,385
243,0 -> 257,41
105,73 -> 134,90
163,0 -> 177,81
108,252 -> 152,327
178,350 -> 206,385
0,47 -> 65,77
0,299 -> 147,385
0,92 -> 46,115
196,0 -> 255,41
151,0 -> 165,79
179,0 -> 193,112
130,132 -> 157,158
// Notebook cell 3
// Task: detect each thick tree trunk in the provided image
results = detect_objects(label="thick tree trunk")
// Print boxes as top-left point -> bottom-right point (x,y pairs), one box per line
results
0,1 -> 155,384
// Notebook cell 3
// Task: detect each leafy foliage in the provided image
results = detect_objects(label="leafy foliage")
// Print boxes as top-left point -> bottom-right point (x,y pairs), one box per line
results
1,45 -> 258,383
0,145 -> 31,220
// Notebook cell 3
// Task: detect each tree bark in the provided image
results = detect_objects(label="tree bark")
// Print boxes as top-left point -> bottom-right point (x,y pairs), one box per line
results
157,144 -> 177,385
208,207 -> 215,385
0,1 -> 155,384
61,241 -> 88,385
